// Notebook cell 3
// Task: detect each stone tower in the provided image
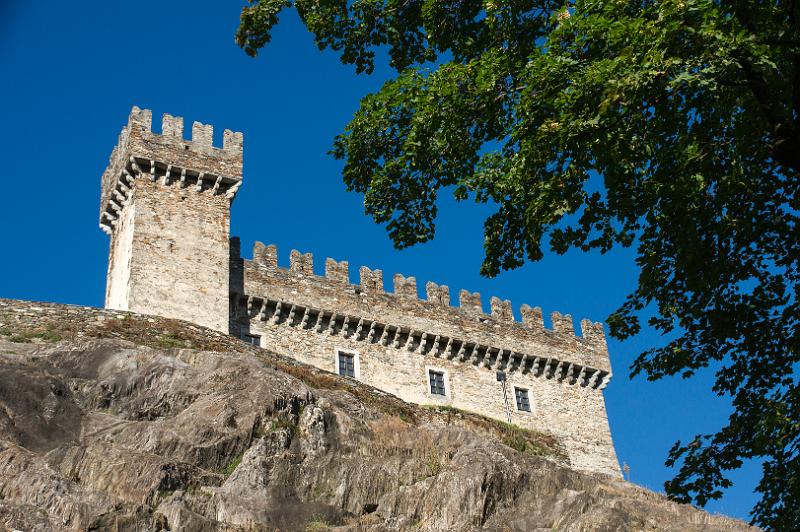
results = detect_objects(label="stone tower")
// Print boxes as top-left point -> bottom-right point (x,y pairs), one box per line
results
99,107 -> 243,332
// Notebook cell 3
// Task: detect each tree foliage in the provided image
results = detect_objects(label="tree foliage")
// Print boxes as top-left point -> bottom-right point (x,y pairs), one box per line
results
236,1 -> 800,528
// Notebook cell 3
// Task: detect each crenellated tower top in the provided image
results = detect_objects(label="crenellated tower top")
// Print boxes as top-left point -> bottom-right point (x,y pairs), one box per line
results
99,106 -> 243,234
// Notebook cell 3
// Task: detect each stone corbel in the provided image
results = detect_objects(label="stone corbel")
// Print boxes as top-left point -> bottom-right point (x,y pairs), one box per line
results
314,312 -> 325,332
456,342 -> 467,361
529,356 -> 541,376
326,313 -> 338,335
430,335 -> 441,357
366,322 -> 377,342
404,331 -> 416,351
270,301 -> 282,324
575,366 -> 587,386
129,157 -> 143,176
468,344 -> 481,365
225,181 -> 241,200
443,338 -> 453,358
377,326 -> 389,345
416,333 -> 428,354
483,348 -> 497,369
300,308 -> 311,328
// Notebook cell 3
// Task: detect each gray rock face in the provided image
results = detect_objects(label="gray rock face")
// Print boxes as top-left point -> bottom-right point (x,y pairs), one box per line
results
0,301 -> 756,531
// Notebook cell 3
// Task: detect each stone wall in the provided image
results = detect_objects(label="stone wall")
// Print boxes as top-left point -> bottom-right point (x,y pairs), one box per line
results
100,107 -> 243,332
231,242 -> 620,476
111,179 -> 232,331
105,197 -> 135,309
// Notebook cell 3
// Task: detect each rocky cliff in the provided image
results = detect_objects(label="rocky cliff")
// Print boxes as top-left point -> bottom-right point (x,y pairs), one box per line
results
0,299 -> 755,531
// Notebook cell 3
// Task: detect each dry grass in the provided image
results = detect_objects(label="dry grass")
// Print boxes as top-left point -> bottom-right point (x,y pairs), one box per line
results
424,405 -> 565,460
304,519 -> 332,532
274,363 -> 419,423
92,315 -> 239,352
367,416 -> 456,478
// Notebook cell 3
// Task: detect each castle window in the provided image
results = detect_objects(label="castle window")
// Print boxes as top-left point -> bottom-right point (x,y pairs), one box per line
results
514,387 -> 531,412
242,334 -> 261,346
338,352 -> 356,378
429,370 -> 446,396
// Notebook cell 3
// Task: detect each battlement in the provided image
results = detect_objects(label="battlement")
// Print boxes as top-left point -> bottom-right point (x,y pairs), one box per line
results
99,106 -> 243,233
234,241 -> 611,374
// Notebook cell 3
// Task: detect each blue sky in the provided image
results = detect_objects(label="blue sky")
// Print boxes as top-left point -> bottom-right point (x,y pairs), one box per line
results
0,1 -> 759,520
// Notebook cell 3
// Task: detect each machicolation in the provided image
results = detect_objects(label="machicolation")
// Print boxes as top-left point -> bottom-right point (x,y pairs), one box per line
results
99,106 -> 621,477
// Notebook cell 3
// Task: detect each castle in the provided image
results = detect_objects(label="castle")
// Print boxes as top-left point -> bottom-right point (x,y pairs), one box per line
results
99,107 -> 620,477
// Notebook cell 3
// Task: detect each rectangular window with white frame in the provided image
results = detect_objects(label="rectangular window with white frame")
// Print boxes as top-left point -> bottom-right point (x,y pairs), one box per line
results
428,369 -> 447,396
514,387 -> 531,412
335,349 -> 359,379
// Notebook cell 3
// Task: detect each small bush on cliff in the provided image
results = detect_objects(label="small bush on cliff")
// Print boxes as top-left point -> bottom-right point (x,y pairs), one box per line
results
219,455 -> 243,476
154,333 -> 187,349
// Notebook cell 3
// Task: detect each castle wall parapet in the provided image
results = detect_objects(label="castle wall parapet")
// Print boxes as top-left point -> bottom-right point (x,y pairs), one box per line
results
234,241 -> 612,375
235,292 -> 611,389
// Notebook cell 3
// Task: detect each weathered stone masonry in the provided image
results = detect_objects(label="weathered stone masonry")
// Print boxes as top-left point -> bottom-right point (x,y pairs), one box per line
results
100,107 -> 241,332
99,107 -> 620,477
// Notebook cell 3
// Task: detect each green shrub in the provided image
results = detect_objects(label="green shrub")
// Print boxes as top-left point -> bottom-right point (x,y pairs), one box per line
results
219,455 -> 243,476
